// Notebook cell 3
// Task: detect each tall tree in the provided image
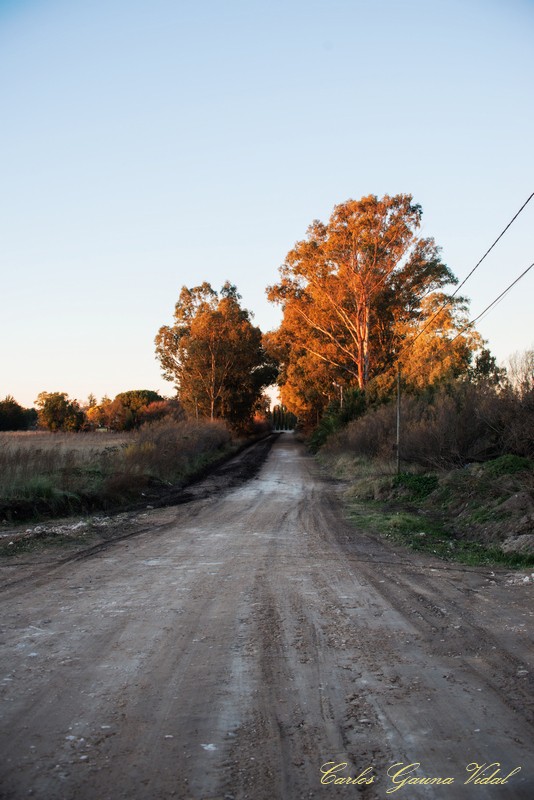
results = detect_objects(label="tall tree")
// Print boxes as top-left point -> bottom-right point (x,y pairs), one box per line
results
155,282 -> 276,426
35,392 -> 84,432
267,194 -> 479,421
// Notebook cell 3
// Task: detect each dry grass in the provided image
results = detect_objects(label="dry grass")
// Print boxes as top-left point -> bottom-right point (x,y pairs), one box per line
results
0,421 -> 233,523
318,451 -> 399,502
0,432 -> 132,503
318,452 -> 396,481
0,430 -> 131,453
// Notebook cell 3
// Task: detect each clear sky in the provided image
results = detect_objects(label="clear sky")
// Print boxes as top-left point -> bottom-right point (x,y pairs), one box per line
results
1,0 -> 532,408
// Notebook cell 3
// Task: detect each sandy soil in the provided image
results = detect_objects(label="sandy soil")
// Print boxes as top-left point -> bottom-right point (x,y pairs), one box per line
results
0,434 -> 532,799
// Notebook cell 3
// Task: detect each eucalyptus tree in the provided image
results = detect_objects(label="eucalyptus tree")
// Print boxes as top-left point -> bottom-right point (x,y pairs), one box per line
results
155,282 -> 276,426
267,193 -> 479,421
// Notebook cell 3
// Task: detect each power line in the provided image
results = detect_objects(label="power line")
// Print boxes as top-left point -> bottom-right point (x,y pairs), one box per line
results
448,261 -> 534,345
397,191 -> 534,358
451,191 -> 534,299
380,259 -> 534,393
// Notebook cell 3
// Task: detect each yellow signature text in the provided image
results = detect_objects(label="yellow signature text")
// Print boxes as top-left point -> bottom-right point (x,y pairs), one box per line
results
319,759 -> 523,791
465,762 -> 522,785
386,763 -> 455,793
320,762 -> 375,786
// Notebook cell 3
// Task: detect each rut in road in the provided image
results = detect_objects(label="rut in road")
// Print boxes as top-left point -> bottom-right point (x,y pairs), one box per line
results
0,434 -> 532,800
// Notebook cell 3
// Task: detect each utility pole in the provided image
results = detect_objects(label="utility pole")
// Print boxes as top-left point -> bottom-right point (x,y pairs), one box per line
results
396,363 -> 401,475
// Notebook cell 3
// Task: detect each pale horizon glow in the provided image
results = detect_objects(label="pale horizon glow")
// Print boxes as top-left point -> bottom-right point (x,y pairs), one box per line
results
1,0 -> 532,409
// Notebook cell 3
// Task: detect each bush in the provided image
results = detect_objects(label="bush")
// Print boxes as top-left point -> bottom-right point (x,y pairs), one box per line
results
324,382 -> 534,468
483,454 -> 533,477
309,388 -> 366,452
393,473 -> 439,500
121,418 -> 232,482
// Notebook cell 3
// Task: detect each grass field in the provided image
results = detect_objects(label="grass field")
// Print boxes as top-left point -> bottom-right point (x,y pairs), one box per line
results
0,431 -> 131,512
0,431 -> 132,450
0,421 -> 233,524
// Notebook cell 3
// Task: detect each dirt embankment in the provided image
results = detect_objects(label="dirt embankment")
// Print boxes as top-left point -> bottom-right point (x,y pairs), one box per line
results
322,452 -> 534,564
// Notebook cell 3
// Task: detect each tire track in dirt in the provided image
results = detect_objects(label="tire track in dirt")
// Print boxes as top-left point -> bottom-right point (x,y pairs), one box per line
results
0,434 -> 532,799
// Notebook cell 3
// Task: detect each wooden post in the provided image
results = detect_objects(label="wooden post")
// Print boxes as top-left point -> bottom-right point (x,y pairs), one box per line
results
396,363 -> 401,475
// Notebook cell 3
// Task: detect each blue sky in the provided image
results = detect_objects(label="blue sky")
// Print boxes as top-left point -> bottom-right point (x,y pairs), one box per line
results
1,0 -> 532,407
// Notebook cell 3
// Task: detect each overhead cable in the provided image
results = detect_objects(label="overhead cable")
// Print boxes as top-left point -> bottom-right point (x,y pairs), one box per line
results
398,191 -> 534,358
448,261 -> 534,345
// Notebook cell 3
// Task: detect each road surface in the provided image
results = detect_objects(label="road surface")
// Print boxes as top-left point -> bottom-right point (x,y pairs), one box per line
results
0,434 -> 532,799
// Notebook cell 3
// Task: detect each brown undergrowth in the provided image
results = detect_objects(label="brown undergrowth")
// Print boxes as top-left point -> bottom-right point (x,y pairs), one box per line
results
0,419 -> 234,524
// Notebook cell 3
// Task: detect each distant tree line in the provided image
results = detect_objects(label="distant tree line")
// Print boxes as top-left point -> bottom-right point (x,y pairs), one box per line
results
5,191 -> 528,442
271,405 -> 297,431
0,391 -> 184,433
84,391 -> 183,431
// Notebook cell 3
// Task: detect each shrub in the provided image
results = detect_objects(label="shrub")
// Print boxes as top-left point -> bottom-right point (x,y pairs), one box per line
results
483,454 -> 533,477
393,473 -> 439,500
309,389 -> 366,452
324,381 -> 534,468
114,418 -> 232,483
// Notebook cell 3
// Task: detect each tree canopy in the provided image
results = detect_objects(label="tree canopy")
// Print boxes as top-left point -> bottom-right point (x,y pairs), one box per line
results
0,396 -> 36,431
35,392 -> 84,432
104,390 -> 165,431
85,391 -> 181,431
267,193 -> 482,423
155,282 -> 277,426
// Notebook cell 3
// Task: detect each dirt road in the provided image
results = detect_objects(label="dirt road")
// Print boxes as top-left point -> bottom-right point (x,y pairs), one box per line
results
1,434 -> 532,799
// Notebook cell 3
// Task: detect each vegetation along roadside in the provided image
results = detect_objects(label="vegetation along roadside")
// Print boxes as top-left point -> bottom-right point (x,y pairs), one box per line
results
319,440 -> 534,570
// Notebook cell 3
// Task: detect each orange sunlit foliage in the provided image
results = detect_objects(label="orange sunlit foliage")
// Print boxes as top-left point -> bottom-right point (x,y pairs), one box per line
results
155,282 -> 277,427
397,295 -> 482,389
267,194 -> 481,423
